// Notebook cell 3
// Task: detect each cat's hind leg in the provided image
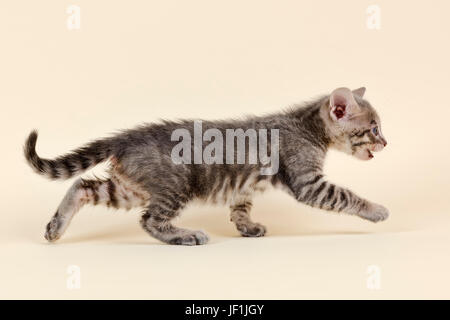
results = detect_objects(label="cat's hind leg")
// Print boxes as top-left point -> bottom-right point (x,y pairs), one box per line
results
45,178 -> 105,241
45,176 -> 147,242
140,194 -> 209,246
230,198 -> 266,237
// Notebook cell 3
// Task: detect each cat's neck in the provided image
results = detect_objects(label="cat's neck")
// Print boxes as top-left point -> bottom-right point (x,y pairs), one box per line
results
289,100 -> 332,151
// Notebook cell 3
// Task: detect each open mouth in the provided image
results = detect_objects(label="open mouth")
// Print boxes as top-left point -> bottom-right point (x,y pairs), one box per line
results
367,149 -> 374,159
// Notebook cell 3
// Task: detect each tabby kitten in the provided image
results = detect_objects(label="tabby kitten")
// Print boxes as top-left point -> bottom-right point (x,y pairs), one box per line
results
24,87 -> 388,245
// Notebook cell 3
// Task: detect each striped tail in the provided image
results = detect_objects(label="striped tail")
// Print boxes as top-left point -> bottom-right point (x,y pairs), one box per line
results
24,130 -> 114,180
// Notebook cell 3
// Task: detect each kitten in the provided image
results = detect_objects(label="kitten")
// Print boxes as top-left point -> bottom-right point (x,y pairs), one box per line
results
24,87 -> 388,245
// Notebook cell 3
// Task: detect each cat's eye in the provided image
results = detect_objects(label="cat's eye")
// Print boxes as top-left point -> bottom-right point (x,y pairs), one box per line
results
372,126 -> 378,136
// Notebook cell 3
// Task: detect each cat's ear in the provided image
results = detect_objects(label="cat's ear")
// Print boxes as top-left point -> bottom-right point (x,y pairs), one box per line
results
329,87 -> 361,121
352,87 -> 366,98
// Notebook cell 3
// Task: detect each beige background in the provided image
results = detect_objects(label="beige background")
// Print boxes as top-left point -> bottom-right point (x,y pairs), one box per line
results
1,0 -> 449,299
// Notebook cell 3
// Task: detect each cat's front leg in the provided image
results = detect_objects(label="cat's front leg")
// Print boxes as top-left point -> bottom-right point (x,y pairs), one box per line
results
292,172 -> 389,222
357,202 -> 389,223
229,198 -> 267,237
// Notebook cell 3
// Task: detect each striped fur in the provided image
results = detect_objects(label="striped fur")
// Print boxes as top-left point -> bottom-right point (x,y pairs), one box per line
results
24,130 -> 114,180
27,87 -> 389,246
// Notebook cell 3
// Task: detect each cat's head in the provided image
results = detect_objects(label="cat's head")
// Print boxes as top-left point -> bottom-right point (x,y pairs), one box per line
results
327,87 -> 387,160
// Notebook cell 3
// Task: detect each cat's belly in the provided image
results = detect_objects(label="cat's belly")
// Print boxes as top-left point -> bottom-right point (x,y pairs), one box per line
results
200,172 -> 284,205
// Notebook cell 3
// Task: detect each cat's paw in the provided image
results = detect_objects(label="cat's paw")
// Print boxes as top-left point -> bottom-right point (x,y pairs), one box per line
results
168,230 -> 210,246
237,222 -> 267,237
44,217 -> 62,242
358,203 -> 389,223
